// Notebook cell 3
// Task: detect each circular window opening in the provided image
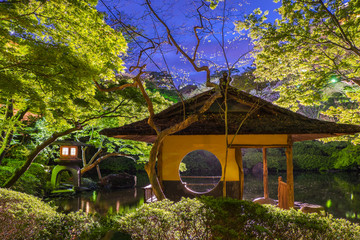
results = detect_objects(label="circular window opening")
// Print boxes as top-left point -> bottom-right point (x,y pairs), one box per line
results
179,150 -> 222,194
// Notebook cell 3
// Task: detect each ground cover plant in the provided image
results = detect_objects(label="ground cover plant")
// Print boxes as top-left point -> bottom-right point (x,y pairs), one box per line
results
0,188 -> 100,240
117,196 -> 360,240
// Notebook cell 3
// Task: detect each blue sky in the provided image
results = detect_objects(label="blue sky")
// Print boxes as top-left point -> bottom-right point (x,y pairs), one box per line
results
97,0 -> 281,86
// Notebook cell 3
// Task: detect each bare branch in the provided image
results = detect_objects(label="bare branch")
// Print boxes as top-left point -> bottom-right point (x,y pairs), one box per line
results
318,0 -> 360,57
94,80 -> 137,92
145,0 -> 217,88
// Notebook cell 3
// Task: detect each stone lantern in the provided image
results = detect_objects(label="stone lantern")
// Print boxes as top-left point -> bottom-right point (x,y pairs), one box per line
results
51,141 -> 88,193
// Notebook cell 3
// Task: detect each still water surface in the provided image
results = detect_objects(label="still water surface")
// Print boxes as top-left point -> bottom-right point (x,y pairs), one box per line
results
51,172 -> 360,223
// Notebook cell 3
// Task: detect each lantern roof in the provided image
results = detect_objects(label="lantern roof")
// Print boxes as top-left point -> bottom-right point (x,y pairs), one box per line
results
52,141 -> 91,146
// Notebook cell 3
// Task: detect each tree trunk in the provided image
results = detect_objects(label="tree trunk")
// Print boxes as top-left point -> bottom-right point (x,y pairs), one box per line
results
0,101 -> 14,165
235,147 -> 244,200
144,92 -> 222,201
81,152 -> 134,175
145,136 -> 166,201
0,105 -> 30,165
2,125 -> 82,188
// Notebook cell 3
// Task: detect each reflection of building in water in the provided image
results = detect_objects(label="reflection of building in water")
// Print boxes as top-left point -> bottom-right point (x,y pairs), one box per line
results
54,188 -> 143,215
116,201 -> 120,212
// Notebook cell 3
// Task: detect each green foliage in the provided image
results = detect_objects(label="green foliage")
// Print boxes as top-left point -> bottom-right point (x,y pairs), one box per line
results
180,150 -> 222,176
1,0 -> 128,131
238,0 -> 360,144
231,67 -> 275,96
293,141 -> 335,171
0,188 -> 100,240
0,161 -> 49,196
179,162 -> 187,172
332,144 -> 360,169
242,149 -> 262,169
146,81 -> 180,103
241,141 -> 357,171
118,197 -> 360,240
99,156 -> 137,174
118,198 -> 210,239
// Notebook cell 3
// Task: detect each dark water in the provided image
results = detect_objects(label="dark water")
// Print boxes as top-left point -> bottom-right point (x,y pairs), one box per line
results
50,188 -> 144,215
244,171 -> 360,223
50,172 -> 360,223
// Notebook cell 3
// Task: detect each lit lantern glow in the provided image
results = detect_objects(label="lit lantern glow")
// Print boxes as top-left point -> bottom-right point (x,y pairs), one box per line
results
70,147 -> 77,156
62,147 -> 69,156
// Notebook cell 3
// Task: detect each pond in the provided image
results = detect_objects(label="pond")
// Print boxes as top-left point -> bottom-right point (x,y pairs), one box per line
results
244,171 -> 360,223
50,171 -> 360,223
49,187 -> 145,215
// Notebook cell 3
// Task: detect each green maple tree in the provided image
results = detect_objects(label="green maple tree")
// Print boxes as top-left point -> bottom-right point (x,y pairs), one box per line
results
236,0 -> 360,168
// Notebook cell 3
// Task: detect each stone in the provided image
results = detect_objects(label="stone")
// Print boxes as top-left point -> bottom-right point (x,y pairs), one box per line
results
253,197 -> 278,206
81,177 -> 98,190
243,167 -> 250,174
300,203 -> 325,214
99,172 -> 137,189
252,162 -> 263,176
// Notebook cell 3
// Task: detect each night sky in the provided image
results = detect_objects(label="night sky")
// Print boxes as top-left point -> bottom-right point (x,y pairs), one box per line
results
97,0 -> 281,85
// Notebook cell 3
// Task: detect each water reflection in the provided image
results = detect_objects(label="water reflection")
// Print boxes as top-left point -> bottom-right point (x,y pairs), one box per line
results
243,172 -> 360,223
51,187 -> 144,215
50,172 -> 360,223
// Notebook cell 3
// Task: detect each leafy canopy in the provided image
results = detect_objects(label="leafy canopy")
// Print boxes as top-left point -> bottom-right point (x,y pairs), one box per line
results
0,0 -> 127,121
237,0 -> 360,143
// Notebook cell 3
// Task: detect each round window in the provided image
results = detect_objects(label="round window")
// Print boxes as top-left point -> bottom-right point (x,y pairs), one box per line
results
179,150 -> 222,194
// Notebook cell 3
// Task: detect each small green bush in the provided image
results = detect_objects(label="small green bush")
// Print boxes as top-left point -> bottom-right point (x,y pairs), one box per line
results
0,161 -> 49,196
118,198 -> 210,239
0,188 -> 100,240
117,197 -> 360,240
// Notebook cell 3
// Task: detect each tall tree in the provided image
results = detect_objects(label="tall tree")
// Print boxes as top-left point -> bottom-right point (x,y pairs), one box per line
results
0,0 -> 127,149
237,0 -> 360,134
0,0 -> 129,186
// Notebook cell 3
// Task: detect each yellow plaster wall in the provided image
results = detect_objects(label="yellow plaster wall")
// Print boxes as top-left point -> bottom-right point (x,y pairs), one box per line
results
161,134 -> 288,181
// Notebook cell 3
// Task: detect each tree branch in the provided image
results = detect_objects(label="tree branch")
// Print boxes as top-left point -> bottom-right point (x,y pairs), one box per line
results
145,0 -> 217,88
3,124 -> 83,187
81,152 -> 135,175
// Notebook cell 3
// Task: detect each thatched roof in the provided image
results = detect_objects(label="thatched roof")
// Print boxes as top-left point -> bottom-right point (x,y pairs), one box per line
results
100,87 -> 360,143
52,141 -> 91,146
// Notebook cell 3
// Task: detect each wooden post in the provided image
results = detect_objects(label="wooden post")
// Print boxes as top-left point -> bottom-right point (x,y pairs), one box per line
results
286,136 -> 294,208
96,165 -> 102,180
278,176 -> 289,209
263,148 -> 269,199
235,148 -> 244,200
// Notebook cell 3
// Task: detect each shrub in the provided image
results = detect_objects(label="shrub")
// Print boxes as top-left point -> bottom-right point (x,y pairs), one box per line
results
118,198 -> 210,239
241,141 -> 348,172
0,188 -> 100,240
242,150 -> 262,169
117,197 -> 360,240
0,161 -> 49,196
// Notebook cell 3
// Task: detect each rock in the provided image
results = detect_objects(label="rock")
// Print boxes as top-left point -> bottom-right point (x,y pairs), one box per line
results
243,168 -> 250,174
99,173 -> 137,189
81,177 -> 98,190
300,203 -> 325,214
253,197 -> 277,206
252,162 -> 263,176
